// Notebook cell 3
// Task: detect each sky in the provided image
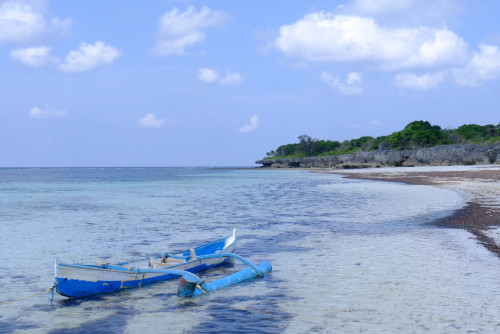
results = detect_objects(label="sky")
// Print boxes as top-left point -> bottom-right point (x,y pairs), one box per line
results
0,0 -> 499,167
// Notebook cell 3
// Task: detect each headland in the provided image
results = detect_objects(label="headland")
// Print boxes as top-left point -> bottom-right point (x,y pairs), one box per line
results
256,143 -> 500,169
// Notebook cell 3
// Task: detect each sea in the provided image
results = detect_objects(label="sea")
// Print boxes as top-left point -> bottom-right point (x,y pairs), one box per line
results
1,167 -> 500,333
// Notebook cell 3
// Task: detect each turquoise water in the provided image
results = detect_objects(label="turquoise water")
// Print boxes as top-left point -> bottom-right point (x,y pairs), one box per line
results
1,168 -> 500,333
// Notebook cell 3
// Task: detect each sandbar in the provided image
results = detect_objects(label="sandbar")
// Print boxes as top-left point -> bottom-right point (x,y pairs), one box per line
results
320,165 -> 500,256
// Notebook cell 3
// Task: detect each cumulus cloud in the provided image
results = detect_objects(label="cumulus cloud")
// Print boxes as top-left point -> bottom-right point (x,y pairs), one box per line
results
345,0 -> 462,25
238,115 -> 259,133
275,12 -> 469,71
10,45 -> 57,67
320,72 -> 363,95
198,68 -> 218,83
58,41 -> 121,73
152,6 -> 227,56
29,105 -> 67,119
10,41 -> 120,72
453,44 -> 500,87
138,113 -> 167,129
0,0 -> 71,43
198,68 -> 244,85
394,71 -> 447,90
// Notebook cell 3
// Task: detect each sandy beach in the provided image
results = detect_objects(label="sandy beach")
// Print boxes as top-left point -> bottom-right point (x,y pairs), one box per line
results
319,165 -> 500,256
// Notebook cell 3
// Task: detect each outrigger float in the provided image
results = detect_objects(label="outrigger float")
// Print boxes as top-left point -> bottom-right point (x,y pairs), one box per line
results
54,230 -> 271,298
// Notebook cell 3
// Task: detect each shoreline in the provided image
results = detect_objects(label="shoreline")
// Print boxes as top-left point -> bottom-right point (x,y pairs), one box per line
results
318,165 -> 500,256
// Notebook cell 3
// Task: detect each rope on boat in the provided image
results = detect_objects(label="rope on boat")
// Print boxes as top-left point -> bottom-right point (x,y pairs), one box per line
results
196,283 -> 207,294
0,285 -> 55,306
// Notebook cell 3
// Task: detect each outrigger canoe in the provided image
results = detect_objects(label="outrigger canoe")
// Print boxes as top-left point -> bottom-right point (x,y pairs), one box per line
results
54,230 -> 238,298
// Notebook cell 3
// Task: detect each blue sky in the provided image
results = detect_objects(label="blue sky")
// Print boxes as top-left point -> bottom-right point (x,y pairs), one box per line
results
0,0 -> 499,167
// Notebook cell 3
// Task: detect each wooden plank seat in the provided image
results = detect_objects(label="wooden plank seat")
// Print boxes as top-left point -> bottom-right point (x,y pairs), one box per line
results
149,248 -> 197,268
150,257 -> 186,268
149,250 -> 194,268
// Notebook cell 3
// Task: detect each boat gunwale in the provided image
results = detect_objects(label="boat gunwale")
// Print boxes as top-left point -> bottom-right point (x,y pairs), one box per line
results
55,232 -> 238,276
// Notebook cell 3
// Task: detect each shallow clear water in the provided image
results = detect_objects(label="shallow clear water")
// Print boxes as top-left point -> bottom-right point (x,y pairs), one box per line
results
1,168 -> 499,333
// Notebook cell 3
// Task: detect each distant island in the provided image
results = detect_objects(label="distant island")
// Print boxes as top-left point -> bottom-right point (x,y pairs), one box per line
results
256,121 -> 500,168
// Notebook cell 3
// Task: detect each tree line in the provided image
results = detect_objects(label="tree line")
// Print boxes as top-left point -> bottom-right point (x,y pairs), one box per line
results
265,121 -> 500,159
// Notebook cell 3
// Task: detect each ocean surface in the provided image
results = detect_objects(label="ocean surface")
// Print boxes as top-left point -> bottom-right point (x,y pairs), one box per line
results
1,167 -> 500,333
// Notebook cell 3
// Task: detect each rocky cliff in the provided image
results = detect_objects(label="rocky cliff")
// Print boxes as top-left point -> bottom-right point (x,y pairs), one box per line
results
255,143 -> 500,168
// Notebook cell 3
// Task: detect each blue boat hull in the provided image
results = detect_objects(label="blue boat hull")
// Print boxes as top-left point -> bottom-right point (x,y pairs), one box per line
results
55,261 -> 227,297
54,231 -> 237,298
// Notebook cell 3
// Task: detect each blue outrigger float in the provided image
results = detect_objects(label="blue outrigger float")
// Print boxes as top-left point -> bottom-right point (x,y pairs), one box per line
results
54,230 -> 271,298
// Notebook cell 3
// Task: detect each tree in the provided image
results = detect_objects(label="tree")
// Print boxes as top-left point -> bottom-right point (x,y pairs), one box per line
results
387,121 -> 443,149
266,150 -> 276,158
311,140 -> 340,155
457,124 -> 487,141
298,134 -> 315,155
276,143 -> 300,156
264,120 -> 499,159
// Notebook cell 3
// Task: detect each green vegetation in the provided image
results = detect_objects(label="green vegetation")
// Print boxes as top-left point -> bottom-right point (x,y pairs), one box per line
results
265,121 -> 500,159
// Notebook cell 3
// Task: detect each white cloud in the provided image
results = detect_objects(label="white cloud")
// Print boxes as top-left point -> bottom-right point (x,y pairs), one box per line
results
0,1 -> 44,43
58,41 -> 121,73
198,68 -> 244,85
453,44 -> 500,87
10,41 -> 121,72
198,68 -> 219,83
10,45 -> 57,67
152,6 -> 227,56
320,71 -> 363,95
0,0 -> 71,43
346,0 -> 462,24
138,113 -> 166,129
238,115 -> 259,133
275,13 -> 468,71
394,71 -> 447,90
29,105 -> 67,119
219,70 -> 243,85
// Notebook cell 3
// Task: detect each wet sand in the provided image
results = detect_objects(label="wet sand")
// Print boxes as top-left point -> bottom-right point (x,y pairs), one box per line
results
321,166 -> 500,256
